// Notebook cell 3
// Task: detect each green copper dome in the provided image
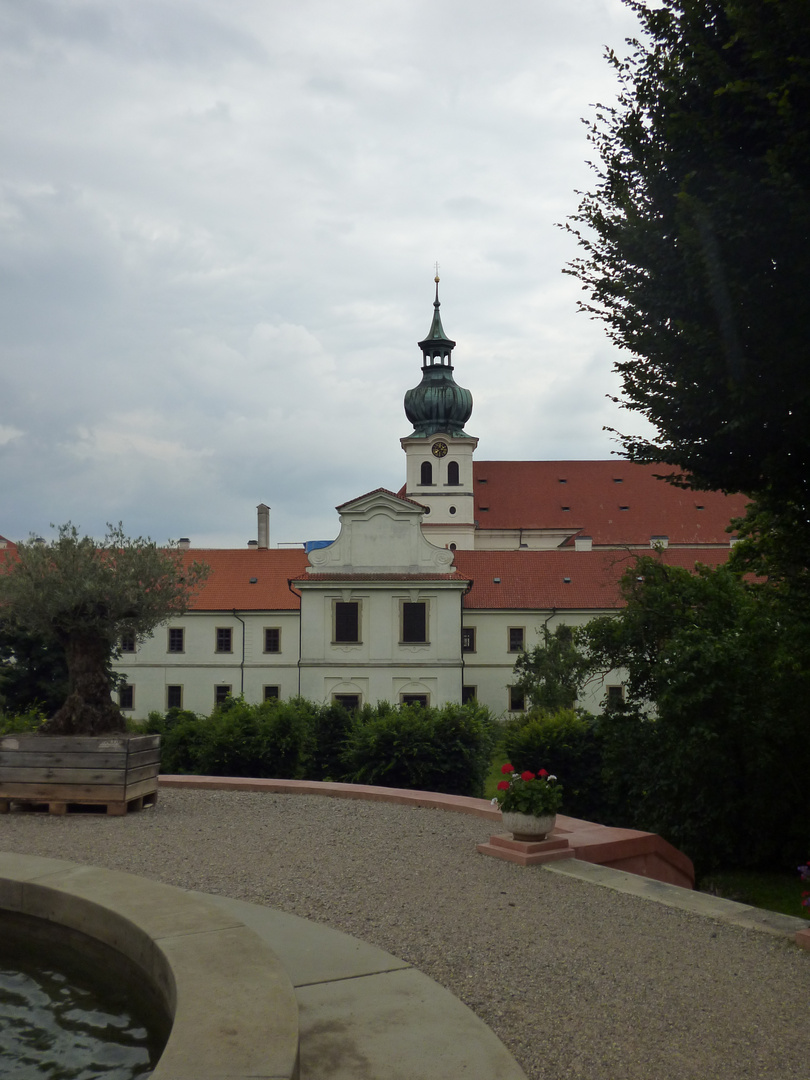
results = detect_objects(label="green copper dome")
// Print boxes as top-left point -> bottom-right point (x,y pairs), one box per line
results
404,279 -> 473,438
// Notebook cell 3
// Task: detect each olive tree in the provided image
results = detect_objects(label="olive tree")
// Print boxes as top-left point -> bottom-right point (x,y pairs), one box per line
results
0,523 -> 209,735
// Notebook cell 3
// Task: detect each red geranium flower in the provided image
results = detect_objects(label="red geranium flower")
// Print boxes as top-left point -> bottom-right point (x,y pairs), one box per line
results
497,780 -> 510,791
521,771 -> 536,782
501,763 -> 514,774
538,768 -> 549,778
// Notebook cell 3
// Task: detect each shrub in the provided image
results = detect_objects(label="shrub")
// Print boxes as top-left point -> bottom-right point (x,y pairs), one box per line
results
145,697 -> 313,778
500,708 -> 607,820
342,702 -> 497,797
0,707 -> 47,735
144,708 -> 208,774
299,701 -> 358,781
145,697 -> 498,796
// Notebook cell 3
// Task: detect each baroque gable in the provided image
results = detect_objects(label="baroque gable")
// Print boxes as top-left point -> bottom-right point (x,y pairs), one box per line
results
306,489 -> 455,576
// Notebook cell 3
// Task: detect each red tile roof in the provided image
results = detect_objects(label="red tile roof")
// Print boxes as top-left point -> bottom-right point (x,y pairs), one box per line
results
296,572 -> 469,583
454,547 -> 733,610
470,461 -> 748,545
184,548 -> 309,611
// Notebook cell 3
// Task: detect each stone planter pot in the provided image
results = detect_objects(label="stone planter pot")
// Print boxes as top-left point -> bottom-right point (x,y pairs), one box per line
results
0,733 -> 161,816
501,811 -> 557,842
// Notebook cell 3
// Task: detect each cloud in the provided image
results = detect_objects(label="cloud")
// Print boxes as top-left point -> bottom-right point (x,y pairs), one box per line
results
0,0 -> 646,546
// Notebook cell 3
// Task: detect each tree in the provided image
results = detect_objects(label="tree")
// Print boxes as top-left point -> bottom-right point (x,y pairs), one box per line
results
512,624 -> 594,712
0,620 -> 68,717
567,1 -> 810,542
0,524 -> 209,735
581,555 -> 810,870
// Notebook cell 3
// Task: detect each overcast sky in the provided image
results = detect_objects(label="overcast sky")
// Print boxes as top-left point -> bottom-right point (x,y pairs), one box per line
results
0,0 -> 653,549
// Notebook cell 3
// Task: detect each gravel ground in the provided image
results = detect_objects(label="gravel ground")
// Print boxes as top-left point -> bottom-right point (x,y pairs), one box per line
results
2,790 -> 809,1080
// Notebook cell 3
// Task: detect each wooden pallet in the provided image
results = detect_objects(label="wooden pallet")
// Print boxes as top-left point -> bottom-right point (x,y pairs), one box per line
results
1,789 -> 159,816
0,733 -> 160,816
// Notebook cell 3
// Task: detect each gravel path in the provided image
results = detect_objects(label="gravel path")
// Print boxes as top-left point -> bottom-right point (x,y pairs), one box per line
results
2,790 -> 808,1080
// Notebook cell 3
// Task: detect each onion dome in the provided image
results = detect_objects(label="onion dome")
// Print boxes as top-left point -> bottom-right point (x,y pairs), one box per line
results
404,277 -> 473,438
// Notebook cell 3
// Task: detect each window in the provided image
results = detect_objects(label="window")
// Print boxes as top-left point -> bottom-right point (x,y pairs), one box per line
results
264,627 -> 281,653
461,627 -> 476,653
120,633 -> 135,653
334,601 -> 360,643
461,685 -> 477,704
606,685 -> 625,706
119,684 -> 134,710
167,685 -> 183,710
216,627 -> 232,653
401,694 -> 429,708
214,684 -> 231,706
420,461 -> 433,485
509,686 -> 526,712
447,461 -> 460,485
333,693 -> 360,710
263,685 -> 280,701
508,627 -> 525,653
168,627 -> 185,653
401,601 -> 428,643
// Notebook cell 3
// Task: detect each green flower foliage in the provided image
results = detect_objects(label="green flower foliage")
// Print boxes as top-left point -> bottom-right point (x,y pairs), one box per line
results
495,767 -> 564,817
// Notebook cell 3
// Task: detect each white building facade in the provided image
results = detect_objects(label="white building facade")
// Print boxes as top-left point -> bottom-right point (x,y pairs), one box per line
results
112,281 -> 746,719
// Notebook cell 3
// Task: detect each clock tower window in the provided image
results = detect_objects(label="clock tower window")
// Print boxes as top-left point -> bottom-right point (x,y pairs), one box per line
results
420,461 -> 433,485
447,460 -> 459,485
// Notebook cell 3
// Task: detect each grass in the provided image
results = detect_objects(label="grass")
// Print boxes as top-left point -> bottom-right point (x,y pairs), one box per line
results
696,869 -> 808,919
484,749 -> 511,800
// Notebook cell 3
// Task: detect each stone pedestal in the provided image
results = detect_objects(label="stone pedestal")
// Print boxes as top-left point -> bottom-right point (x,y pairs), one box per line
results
476,832 -> 573,867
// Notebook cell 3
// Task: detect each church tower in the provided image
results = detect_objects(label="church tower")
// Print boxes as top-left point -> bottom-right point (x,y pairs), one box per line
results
401,276 -> 478,550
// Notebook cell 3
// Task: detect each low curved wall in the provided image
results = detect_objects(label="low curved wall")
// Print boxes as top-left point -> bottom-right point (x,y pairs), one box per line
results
0,852 -> 300,1080
159,775 -> 696,889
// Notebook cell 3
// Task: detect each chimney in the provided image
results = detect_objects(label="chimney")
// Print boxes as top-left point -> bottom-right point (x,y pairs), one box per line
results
177,538 -> 191,551
257,503 -> 270,550
574,535 -> 593,552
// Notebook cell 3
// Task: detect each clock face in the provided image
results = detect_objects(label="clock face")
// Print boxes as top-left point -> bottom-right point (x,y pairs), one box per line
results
432,441 -> 449,458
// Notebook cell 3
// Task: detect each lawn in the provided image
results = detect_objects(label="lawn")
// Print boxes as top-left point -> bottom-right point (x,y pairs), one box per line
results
696,869 -> 808,919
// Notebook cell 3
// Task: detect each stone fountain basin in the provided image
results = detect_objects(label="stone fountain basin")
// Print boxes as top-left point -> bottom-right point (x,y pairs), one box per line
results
0,851 -> 300,1080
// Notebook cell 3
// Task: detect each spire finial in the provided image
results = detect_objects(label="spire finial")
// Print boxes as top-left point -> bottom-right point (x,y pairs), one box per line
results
434,260 -> 440,283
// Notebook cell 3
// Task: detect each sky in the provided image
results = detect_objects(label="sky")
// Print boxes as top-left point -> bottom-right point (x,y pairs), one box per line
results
0,0 -> 655,549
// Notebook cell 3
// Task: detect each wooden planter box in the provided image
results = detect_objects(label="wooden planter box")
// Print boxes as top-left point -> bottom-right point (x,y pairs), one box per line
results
0,734 -> 161,816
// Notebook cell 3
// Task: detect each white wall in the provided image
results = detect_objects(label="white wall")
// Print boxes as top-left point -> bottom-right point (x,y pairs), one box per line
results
114,605 -> 626,720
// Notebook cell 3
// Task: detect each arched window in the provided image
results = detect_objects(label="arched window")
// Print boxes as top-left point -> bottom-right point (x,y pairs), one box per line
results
420,461 -> 432,485
447,460 -> 460,485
